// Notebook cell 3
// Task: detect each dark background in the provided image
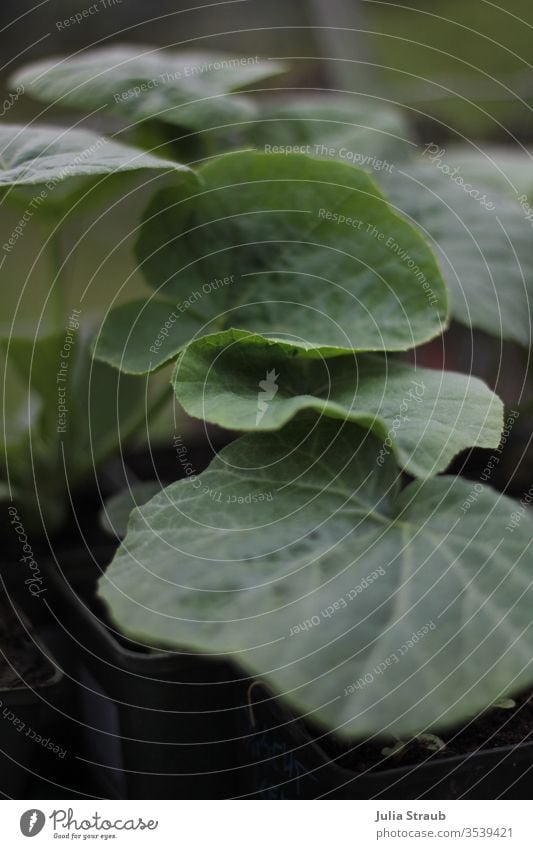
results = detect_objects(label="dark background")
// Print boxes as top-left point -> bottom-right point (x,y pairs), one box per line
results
1,0 -> 533,141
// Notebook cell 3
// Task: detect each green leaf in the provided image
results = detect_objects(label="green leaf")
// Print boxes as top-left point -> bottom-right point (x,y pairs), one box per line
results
12,46 -> 286,132
376,162 -> 533,347
0,123 -> 193,211
100,481 -> 163,538
247,96 -> 414,165
95,152 -> 448,373
99,419 -> 533,739
442,145 -> 533,201
171,329 -> 503,478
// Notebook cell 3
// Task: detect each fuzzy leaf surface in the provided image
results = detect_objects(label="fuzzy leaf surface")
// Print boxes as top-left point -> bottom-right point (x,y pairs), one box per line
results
99,420 -> 533,739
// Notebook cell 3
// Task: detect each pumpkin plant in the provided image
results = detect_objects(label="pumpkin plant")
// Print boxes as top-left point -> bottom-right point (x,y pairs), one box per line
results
1,123 -> 196,530
90,148 -> 533,742
10,47 -> 533,740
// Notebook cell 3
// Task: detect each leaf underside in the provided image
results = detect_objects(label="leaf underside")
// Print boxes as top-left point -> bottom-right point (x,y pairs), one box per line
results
12,47 -> 287,131
99,419 -> 533,740
171,329 -> 503,478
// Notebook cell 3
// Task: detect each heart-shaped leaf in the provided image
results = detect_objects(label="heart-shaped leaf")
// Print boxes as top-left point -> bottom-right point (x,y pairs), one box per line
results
171,329 -> 503,478
0,123 -> 193,211
12,46 -> 286,133
376,162 -> 533,347
94,152 -> 448,373
99,419 -> 533,739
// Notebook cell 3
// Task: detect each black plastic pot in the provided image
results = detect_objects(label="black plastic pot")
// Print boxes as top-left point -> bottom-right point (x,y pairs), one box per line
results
0,640 -> 66,799
36,549 -> 533,801
241,687 -> 533,799
1,552 -> 107,799
39,549 -> 250,799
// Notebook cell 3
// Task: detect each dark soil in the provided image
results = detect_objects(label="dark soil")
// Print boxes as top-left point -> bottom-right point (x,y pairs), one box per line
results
0,594 -> 55,691
315,689 -> 533,774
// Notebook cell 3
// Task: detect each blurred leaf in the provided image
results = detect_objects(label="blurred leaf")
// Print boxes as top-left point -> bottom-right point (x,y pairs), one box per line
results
12,46 -> 286,133
377,163 -> 533,346
443,145 -> 533,201
247,96 -> 414,164
1,326 -> 145,528
0,123 -> 194,213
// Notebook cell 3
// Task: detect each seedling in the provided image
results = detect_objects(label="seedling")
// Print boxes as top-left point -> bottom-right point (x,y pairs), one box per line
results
8,51 -> 532,744
381,734 -> 446,759
492,698 -> 517,711
93,149 -> 532,742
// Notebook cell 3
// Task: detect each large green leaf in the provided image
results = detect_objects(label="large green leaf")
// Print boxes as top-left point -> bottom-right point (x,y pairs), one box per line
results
99,420 -> 533,739
247,96 -> 414,165
171,329 -> 503,478
0,123 -> 193,210
94,152 -> 448,373
376,162 -> 533,347
12,46 -> 286,133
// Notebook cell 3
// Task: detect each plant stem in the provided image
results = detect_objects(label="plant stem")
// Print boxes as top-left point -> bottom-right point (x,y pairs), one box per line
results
49,225 -> 66,331
122,379 -> 172,450
87,380 -> 172,477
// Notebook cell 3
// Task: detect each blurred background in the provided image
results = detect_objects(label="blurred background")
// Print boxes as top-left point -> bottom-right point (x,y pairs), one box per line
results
1,0 -> 533,141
